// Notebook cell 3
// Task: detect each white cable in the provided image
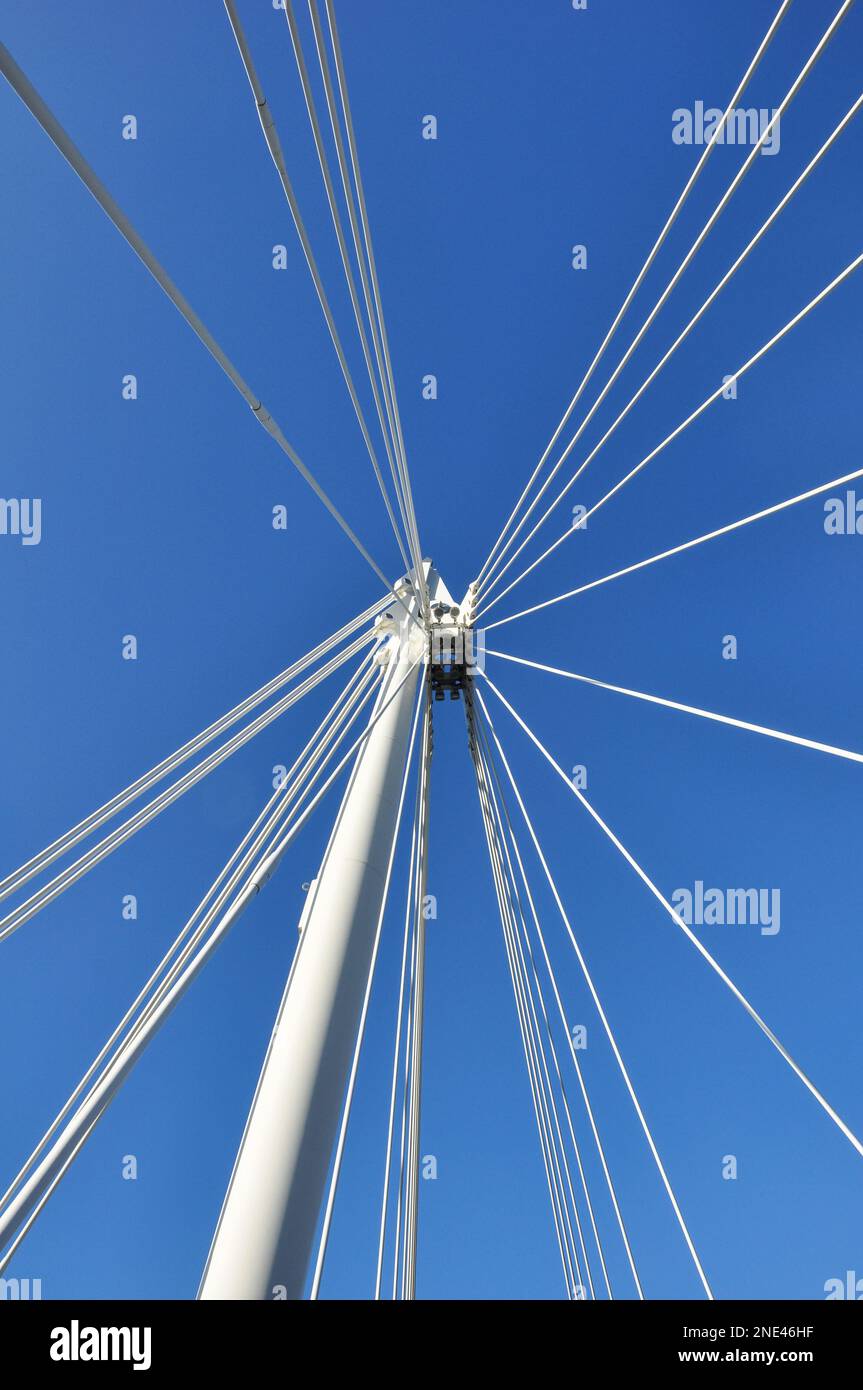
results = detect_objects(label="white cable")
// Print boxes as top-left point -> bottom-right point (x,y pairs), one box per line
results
0,658 -> 423,1257
480,250 -> 863,617
401,699 -> 434,1299
0,1113 -> 100,1277
472,742 -> 578,1297
476,685 -> 714,1298
475,712 -> 620,1300
485,464 -> 863,631
479,0 -> 853,597
0,597 -> 387,904
475,745 -> 589,1295
281,0 -> 418,573
250,656 -> 424,889
0,41 -> 415,618
5,660 -> 381,1274
480,674 -> 863,1165
475,735 -> 590,1297
309,685 -> 424,1299
375,717 -> 424,1298
321,0 -> 428,615
390,894 -> 418,1300
0,631 -> 375,942
198,652 -> 420,1296
475,0 -> 795,588
481,90 -> 863,600
223,0 -> 412,576
488,650 -> 863,767
0,652 -> 380,1225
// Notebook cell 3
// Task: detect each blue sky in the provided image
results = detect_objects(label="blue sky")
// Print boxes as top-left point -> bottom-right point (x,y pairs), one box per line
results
1,0 -> 861,1300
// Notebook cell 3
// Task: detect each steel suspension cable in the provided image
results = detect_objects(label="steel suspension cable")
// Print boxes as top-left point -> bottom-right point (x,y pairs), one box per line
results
483,739 -> 622,1300
0,630 -> 376,943
1,680 -> 379,1279
321,1 -> 428,615
223,0 -> 412,575
481,675 -> 863,1164
479,250 -> 863,618
474,0 -> 794,589
475,731 -> 591,1297
480,90 -> 863,602
474,709 -> 619,1299
401,695 -> 434,1299
305,0 -> 423,579
479,0 -> 854,599
0,41 -> 416,619
309,684 -> 424,1299
485,463 -> 863,631
253,656 -> 424,893
0,1113 -> 102,1278
0,656 -> 423,1258
488,650 -> 863,766
376,708 -> 425,1298
472,722 -> 592,1295
0,596 -> 388,904
0,651 -> 379,1261
471,733 -> 581,1297
475,686 -> 714,1298
390,893 -> 418,1300
0,650 -> 379,1208
281,1 -> 418,573
198,645 -> 424,1295
388,738 -> 426,1300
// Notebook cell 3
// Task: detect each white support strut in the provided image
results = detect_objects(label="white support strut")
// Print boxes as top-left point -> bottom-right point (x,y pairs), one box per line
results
199,568 -> 433,1300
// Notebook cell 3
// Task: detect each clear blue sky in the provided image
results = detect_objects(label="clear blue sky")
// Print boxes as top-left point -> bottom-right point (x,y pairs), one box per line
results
1,0 -> 861,1300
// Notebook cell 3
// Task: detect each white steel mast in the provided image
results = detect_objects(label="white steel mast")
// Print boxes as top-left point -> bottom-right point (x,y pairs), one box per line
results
199,565 -> 443,1300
